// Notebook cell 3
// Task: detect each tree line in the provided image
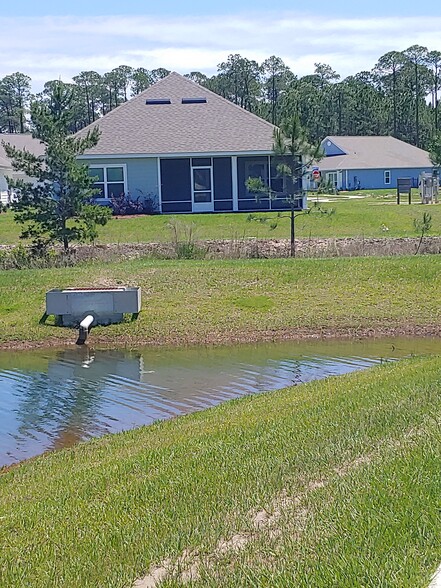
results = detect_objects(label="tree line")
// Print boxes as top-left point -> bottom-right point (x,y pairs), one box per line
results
1,45 -> 441,150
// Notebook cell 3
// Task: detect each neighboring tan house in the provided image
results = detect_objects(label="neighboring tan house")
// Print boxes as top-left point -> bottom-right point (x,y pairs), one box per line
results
317,136 -> 434,190
0,134 -> 45,205
77,72 -> 305,214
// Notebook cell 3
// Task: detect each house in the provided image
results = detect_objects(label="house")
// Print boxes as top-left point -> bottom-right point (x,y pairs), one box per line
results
77,72 -> 305,214
317,136 -> 434,191
0,134 -> 45,205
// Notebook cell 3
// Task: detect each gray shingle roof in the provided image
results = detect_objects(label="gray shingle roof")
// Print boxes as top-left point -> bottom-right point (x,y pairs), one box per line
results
78,72 -> 276,157
0,134 -> 45,168
319,136 -> 433,170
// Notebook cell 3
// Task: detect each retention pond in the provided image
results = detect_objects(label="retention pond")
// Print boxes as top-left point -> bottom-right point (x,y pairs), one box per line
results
0,337 -> 439,467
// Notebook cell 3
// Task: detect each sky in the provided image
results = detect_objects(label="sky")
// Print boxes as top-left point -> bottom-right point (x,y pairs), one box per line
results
1,0 -> 441,90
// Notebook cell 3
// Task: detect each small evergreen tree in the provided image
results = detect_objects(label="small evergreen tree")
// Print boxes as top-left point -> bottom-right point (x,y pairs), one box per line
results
2,82 -> 111,253
246,116 -> 323,257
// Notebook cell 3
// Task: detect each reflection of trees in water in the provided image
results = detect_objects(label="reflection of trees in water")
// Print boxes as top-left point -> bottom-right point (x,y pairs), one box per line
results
14,348 -> 142,451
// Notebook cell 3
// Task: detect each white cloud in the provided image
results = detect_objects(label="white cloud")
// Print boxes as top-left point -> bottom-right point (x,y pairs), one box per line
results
0,12 -> 440,89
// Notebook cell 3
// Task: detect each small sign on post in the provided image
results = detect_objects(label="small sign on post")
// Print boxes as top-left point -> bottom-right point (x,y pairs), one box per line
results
312,169 -> 321,182
397,178 -> 412,205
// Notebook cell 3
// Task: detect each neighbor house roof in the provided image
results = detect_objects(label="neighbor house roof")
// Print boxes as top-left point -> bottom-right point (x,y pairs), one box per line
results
78,72 -> 276,157
319,136 -> 433,170
0,134 -> 45,169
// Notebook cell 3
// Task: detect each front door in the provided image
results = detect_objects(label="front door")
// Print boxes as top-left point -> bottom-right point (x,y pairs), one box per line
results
192,166 -> 214,213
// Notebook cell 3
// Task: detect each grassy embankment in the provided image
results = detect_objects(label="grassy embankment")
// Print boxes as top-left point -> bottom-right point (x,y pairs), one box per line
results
0,355 -> 440,587
0,192 -> 439,245
1,255 -> 441,348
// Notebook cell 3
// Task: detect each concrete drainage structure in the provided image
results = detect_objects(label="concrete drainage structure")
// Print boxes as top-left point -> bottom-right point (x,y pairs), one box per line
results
45,287 -> 141,345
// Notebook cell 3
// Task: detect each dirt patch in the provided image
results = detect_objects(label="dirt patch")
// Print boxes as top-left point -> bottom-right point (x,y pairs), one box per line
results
51,236 -> 441,261
3,236 -> 441,266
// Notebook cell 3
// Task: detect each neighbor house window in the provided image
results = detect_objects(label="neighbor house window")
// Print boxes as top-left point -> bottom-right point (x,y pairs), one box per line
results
88,165 -> 127,199
384,170 -> 391,185
327,172 -> 339,188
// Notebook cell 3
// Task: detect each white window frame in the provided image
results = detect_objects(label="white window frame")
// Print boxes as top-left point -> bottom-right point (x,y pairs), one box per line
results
326,172 -> 339,188
384,170 -> 391,185
89,164 -> 128,199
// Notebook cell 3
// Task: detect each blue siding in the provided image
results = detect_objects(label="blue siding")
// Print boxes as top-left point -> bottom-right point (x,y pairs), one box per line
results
325,167 -> 433,190
321,139 -> 346,157
80,157 -> 159,207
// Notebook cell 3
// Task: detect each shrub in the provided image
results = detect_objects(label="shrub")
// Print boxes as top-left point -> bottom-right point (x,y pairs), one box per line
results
110,192 -> 159,216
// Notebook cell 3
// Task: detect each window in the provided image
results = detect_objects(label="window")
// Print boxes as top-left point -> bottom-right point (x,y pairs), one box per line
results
327,172 -> 339,188
384,170 -> 391,185
88,165 -> 126,199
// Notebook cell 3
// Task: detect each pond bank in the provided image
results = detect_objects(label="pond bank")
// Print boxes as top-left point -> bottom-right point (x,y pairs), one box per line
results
1,255 -> 441,350
1,323 -> 441,351
0,356 -> 440,587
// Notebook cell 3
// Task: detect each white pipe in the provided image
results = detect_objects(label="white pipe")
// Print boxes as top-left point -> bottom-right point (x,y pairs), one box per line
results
80,315 -> 94,330
76,314 -> 94,345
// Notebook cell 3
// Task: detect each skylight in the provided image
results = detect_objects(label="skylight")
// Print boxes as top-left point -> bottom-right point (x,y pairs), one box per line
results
146,98 -> 171,105
181,98 -> 207,104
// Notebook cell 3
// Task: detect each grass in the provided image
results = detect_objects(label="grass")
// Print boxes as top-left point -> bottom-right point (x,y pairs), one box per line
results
1,190 -> 439,585
1,255 -> 441,348
0,355 -> 440,587
0,191 -> 440,245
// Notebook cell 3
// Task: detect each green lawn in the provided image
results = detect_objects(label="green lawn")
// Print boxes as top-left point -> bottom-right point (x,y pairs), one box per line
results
1,255 -> 441,348
0,191 -> 439,245
0,355 -> 440,587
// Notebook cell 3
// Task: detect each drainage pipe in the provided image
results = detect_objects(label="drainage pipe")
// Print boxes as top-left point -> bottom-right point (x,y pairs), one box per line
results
76,314 -> 94,345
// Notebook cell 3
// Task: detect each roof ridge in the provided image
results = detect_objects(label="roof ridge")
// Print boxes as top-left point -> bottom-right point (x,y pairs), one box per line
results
76,71 -> 277,155
76,71 -> 277,138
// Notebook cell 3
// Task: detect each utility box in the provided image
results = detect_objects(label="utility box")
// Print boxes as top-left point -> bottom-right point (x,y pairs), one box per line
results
419,173 -> 439,204
46,287 -> 141,326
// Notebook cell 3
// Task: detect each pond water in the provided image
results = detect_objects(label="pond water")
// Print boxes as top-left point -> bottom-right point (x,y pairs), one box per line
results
0,337 -> 439,467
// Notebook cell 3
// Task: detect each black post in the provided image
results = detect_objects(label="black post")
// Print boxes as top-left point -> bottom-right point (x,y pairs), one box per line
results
290,206 -> 295,257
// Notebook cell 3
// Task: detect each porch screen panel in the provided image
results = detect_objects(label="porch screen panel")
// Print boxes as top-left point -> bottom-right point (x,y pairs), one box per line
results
213,157 -> 233,211
270,155 -> 303,211
160,158 -> 192,213
237,156 -> 270,211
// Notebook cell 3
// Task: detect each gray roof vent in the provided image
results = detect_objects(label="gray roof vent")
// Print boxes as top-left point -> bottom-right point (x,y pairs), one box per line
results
146,98 -> 171,105
182,98 -> 207,104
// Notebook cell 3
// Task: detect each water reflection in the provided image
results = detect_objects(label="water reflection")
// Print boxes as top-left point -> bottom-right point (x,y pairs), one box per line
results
0,337 -> 438,466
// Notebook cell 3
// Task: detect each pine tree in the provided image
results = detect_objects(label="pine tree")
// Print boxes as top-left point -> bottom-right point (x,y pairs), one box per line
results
2,82 -> 111,253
